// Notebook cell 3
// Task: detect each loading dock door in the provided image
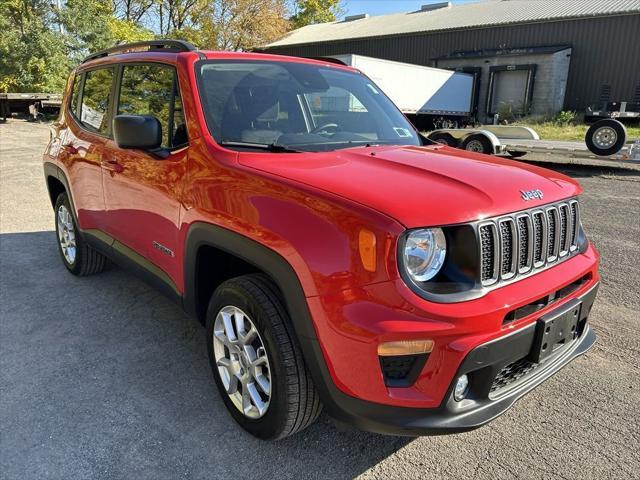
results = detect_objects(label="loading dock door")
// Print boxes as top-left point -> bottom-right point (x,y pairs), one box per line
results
487,65 -> 536,116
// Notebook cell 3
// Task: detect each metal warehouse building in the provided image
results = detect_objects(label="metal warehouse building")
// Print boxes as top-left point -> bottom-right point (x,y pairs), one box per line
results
262,0 -> 640,123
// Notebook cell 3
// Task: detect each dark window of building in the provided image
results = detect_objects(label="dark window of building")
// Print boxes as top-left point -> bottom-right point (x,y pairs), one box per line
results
487,65 -> 536,117
118,63 -> 187,148
80,68 -> 115,135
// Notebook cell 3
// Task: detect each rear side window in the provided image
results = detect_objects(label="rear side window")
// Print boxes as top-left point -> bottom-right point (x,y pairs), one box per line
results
80,68 -> 115,135
69,74 -> 82,117
117,63 -> 187,148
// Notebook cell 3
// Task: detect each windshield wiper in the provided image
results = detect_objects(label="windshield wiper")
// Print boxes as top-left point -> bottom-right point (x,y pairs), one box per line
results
218,141 -> 303,153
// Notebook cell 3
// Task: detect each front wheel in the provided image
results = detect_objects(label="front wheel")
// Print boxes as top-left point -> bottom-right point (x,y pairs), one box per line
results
206,274 -> 322,440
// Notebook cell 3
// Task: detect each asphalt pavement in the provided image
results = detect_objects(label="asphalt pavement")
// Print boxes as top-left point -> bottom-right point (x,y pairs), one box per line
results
1,119 -> 639,479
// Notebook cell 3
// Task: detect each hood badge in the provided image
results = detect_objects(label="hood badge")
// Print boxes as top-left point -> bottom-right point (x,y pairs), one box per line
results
521,189 -> 544,201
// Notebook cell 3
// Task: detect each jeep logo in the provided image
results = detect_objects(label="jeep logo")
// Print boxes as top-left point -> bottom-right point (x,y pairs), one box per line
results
521,189 -> 544,201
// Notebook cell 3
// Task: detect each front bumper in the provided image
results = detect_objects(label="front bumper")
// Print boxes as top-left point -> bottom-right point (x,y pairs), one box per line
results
310,282 -> 598,436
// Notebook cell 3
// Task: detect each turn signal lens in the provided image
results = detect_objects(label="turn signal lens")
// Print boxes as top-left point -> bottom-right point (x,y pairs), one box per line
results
377,339 -> 434,356
359,229 -> 377,272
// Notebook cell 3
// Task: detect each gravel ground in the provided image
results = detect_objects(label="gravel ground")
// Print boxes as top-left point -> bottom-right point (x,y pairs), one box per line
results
1,119 -> 639,480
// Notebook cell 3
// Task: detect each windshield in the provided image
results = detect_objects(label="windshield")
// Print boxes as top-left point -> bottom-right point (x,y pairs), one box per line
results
196,60 -> 422,152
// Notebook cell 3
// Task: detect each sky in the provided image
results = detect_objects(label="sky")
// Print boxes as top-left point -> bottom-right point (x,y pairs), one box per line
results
342,0 -> 481,18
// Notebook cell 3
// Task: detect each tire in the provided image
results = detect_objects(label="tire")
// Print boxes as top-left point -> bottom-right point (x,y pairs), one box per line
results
585,119 -> 627,156
507,151 -> 527,158
428,132 -> 458,148
206,274 -> 322,440
54,192 -> 107,276
460,133 -> 494,154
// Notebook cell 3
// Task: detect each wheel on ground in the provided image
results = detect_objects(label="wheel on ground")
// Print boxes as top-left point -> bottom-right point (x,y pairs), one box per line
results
54,192 -> 107,276
428,132 -> 458,148
206,274 -> 322,440
585,119 -> 626,156
460,133 -> 494,154
507,151 -> 527,158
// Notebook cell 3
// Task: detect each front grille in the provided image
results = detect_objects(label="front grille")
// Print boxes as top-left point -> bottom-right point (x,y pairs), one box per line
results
490,358 -> 540,394
479,199 -> 580,287
532,212 -> 544,266
570,202 -> 579,246
499,220 -> 515,277
517,217 -> 530,269
547,207 -> 558,260
479,224 -> 497,283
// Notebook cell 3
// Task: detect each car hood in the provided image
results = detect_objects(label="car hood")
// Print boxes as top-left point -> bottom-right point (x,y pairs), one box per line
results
238,144 -> 582,228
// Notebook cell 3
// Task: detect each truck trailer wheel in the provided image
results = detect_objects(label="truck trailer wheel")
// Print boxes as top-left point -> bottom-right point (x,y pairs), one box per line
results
586,119 -> 626,156
428,132 -> 458,148
460,134 -> 493,155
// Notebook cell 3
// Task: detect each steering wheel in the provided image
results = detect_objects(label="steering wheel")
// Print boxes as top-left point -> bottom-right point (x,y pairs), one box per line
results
310,123 -> 341,135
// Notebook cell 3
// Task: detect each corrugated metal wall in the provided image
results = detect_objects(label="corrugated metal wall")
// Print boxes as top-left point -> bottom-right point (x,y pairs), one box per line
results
262,15 -> 640,111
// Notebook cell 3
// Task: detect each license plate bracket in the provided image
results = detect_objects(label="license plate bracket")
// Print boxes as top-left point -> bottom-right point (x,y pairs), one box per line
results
530,299 -> 582,363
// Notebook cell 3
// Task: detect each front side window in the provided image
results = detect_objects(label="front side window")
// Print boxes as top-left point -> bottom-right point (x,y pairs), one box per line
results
80,67 -> 114,134
118,63 -> 187,148
197,61 -> 420,152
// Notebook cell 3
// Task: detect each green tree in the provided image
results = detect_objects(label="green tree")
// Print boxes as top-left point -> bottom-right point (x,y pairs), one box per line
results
198,0 -> 289,50
289,0 -> 343,28
0,0 -> 71,92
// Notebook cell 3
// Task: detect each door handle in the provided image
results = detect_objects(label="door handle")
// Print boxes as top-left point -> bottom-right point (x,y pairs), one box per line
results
101,159 -> 123,173
61,144 -> 78,154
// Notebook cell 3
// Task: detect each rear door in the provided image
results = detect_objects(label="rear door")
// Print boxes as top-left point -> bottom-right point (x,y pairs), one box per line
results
101,62 -> 188,286
61,67 -> 116,231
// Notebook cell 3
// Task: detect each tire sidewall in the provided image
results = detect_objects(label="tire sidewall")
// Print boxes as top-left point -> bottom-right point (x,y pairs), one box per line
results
205,281 -> 290,440
585,119 -> 627,156
429,132 -> 458,147
462,134 -> 493,154
54,193 -> 81,274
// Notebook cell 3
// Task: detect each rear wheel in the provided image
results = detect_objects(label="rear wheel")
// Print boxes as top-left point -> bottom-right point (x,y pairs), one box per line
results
54,192 -> 107,276
460,134 -> 494,154
206,274 -> 321,440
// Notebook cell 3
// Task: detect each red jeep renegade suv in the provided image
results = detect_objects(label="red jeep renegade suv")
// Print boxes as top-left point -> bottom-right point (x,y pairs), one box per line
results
43,40 -> 599,440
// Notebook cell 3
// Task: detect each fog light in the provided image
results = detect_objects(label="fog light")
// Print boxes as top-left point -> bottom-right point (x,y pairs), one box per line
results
453,374 -> 469,401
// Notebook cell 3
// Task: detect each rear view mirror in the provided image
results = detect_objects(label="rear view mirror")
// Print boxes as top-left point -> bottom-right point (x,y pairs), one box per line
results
113,115 -> 165,155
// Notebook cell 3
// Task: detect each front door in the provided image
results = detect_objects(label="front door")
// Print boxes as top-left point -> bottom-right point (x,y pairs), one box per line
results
101,62 -> 189,287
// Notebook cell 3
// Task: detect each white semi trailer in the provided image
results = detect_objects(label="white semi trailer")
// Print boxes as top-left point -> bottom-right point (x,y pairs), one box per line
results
321,54 -> 636,163
327,54 -> 475,130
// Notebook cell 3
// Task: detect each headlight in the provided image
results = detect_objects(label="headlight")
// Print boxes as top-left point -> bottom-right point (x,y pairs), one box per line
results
402,228 -> 447,282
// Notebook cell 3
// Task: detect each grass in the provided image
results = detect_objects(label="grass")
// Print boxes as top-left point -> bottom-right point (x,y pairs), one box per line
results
512,122 -> 640,142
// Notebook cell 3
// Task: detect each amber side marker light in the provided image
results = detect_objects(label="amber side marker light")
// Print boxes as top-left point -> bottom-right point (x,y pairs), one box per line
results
359,229 -> 377,272
377,340 -> 434,356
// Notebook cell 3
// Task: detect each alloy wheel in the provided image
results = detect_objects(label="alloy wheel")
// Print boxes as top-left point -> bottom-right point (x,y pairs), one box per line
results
57,204 -> 76,264
212,305 -> 272,419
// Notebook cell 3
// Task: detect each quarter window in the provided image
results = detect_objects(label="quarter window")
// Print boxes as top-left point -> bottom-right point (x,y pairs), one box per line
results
118,64 -> 187,148
80,67 -> 115,135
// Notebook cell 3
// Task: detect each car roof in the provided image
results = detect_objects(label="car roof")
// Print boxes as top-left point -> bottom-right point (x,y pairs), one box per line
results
77,41 -> 358,74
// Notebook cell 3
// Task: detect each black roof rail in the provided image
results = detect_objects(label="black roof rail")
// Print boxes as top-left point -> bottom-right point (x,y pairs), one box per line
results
82,39 -> 198,64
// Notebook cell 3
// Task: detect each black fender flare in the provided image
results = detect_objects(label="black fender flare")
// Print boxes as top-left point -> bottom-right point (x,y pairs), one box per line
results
183,222 -> 318,340
182,221 -> 357,418
43,162 -> 76,214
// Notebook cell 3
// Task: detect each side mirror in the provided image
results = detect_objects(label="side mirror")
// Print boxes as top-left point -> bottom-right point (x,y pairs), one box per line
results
113,115 -> 168,157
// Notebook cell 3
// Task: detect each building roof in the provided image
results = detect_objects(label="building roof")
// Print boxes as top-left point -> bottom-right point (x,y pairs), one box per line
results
265,0 -> 640,48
